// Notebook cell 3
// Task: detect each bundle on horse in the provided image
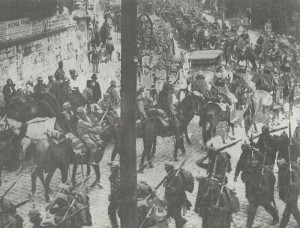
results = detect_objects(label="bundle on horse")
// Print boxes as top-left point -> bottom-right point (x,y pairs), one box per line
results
137,181 -> 168,228
7,92 -> 61,123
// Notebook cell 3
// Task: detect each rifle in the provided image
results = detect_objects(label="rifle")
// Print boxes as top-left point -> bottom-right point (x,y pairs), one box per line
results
59,173 -> 90,222
258,141 -> 267,192
137,158 -> 155,173
251,126 -> 288,141
250,134 -> 254,160
1,177 -> 20,200
166,157 -> 187,188
55,206 -> 88,227
215,139 -> 242,153
0,199 -> 30,216
214,164 -> 228,207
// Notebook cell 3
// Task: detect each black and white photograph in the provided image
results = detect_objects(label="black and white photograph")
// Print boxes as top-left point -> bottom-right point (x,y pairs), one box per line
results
0,0 -> 300,227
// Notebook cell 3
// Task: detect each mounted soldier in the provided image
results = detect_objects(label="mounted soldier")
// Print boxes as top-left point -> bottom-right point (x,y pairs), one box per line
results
253,61 -> 277,92
156,81 -> 183,160
191,71 -> 211,100
268,43 -> 282,69
136,86 -> 148,123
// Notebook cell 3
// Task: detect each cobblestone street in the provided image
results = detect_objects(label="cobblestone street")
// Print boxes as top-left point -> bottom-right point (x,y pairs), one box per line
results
1,107 -> 300,227
1,1 -> 300,228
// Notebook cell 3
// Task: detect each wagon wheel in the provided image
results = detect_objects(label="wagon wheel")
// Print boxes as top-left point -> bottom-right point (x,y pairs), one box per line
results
137,14 -> 153,50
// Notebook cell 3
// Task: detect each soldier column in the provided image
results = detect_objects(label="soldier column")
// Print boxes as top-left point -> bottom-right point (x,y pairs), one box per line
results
120,0 -> 138,227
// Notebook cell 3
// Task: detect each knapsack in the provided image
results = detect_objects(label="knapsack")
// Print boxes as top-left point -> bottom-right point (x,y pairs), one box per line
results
179,169 -> 194,193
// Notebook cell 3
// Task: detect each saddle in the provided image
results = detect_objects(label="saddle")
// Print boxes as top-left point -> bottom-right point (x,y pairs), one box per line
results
147,108 -> 170,128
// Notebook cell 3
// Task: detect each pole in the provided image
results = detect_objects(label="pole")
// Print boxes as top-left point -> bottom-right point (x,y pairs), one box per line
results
120,0 -> 138,227
222,0 -> 225,24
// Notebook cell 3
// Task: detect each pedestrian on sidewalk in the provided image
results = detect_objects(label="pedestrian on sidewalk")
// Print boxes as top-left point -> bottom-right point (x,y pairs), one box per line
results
264,19 -> 272,34
91,47 -> 100,73
105,37 -> 115,61
91,74 -> 102,103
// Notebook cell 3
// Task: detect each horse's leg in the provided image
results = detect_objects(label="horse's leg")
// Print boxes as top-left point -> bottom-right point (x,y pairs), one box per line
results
36,169 -> 48,202
45,170 -> 55,202
151,138 -> 157,157
87,165 -> 91,176
72,164 -> 78,185
90,165 -> 102,189
31,169 -> 38,198
184,112 -> 194,145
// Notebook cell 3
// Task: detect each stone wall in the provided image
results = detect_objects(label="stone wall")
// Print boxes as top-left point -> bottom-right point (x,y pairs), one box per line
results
0,24 -> 89,107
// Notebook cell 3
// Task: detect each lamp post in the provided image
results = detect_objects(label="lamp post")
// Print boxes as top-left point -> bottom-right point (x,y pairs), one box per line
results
120,0 -> 138,227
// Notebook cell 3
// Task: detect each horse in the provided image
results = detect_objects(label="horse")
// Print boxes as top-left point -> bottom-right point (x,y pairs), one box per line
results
139,110 -> 186,169
26,137 -> 74,202
201,102 -> 235,144
237,46 -> 257,71
0,129 -> 22,186
7,93 -> 59,123
243,90 -> 274,136
228,72 -> 254,110
177,95 -> 208,145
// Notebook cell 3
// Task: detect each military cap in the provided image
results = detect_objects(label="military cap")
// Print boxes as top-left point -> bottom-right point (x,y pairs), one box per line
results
63,102 -> 71,110
206,142 -> 217,152
165,161 -> 175,169
110,80 -> 117,85
103,93 -> 109,98
37,77 -> 43,81
48,75 -> 54,79
57,193 -> 68,202
28,209 -> 41,218
77,106 -> 85,113
262,125 -> 270,132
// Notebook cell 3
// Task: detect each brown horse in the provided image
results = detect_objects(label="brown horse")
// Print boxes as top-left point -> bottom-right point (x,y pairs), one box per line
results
177,95 -> 208,145
201,103 -> 235,144
139,111 -> 186,169
27,138 -> 74,202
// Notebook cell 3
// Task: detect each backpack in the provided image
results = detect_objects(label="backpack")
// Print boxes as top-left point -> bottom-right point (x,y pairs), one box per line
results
179,169 -> 194,193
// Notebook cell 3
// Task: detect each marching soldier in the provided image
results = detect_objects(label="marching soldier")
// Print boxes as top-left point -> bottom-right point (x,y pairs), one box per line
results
108,162 -> 121,228
277,159 -> 300,227
28,208 -> 42,228
164,162 -> 187,228
252,125 -> 277,168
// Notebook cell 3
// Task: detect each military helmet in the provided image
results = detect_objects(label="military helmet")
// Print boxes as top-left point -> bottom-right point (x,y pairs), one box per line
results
262,125 -> 270,133
241,143 -> 250,150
